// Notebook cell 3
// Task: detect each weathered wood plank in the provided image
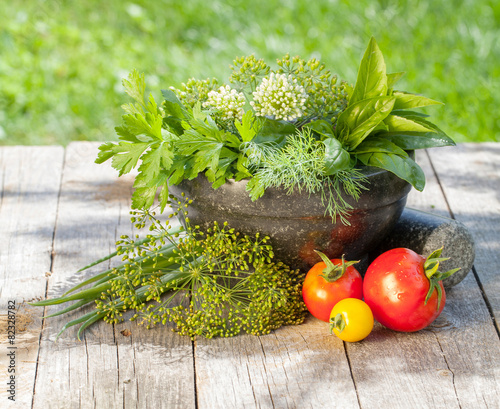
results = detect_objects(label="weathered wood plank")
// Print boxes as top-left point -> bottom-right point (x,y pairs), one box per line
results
196,317 -> 359,409
406,150 -> 452,217
0,146 -> 64,406
427,143 -> 500,324
32,142 -> 195,409
427,143 -> 500,407
432,272 -> 500,407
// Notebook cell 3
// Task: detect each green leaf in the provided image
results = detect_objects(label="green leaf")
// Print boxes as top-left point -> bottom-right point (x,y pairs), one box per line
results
391,110 -> 430,118
235,153 -> 252,179
393,91 -> 444,110
158,181 -> 170,213
322,137 -> 351,175
131,186 -> 158,210
208,149 -> 239,185
401,115 -> 449,135
385,114 -> 438,133
357,151 -> 425,191
354,136 -> 408,156
162,89 -> 188,113
114,125 -> 143,143
235,110 -> 262,142
109,142 -> 150,176
176,129 -> 225,171
305,119 -> 334,138
120,106 -> 163,141
257,118 -> 297,142
135,143 -> 174,188
95,142 -> 117,164
337,96 -> 396,149
387,72 -> 405,90
246,176 -> 266,201
166,157 -> 190,185
122,70 -> 146,106
380,131 -> 456,150
350,37 -> 388,105
161,89 -> 191,133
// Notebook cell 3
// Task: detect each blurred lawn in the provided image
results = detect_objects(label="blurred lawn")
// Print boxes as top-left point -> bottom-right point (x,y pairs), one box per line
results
1,0 -> 499,145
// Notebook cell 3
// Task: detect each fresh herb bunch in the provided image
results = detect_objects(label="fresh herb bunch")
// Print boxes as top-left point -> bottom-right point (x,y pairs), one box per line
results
31,195 -> 307,340
96,37 -> 455,222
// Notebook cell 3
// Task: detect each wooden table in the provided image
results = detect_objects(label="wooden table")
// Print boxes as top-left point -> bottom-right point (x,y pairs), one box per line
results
0,142 -> 499,409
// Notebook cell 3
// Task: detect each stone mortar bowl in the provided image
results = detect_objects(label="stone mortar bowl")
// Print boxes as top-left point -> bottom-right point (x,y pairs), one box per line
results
170,165 -> 412,272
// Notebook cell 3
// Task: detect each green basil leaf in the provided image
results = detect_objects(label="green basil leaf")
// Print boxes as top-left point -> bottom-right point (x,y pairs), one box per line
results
350,37 -> 388,105
391,110 -> 430,118
305,119 -> 334,138
337,96 -> 395,150
401,115 -> 448,135
249,118 -> 295,148
379,131 -> 456,150
393,91 -> 444,110
354,136 -> 408,156
357,152 -> 425,191
323,137 -> 351,175
385,115 -> 438,133
387,72 -> 405,90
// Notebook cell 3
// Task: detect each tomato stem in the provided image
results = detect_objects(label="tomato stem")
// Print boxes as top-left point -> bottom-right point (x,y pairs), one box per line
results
315,251 -> 359,283
423,247 -> 461,309
329,313 -> 346,334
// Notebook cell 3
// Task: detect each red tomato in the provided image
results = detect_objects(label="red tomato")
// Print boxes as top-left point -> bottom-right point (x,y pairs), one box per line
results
302,251 -> 363,322
363,247 -> 458,332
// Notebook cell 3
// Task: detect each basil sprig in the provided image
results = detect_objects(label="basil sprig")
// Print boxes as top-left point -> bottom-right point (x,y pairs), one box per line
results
322,37 -> 455,191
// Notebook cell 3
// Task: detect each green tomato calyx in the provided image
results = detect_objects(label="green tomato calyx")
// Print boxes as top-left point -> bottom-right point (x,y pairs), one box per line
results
423,247 -> 460,309
315,251 -> 359,282
329,313 -> 346,334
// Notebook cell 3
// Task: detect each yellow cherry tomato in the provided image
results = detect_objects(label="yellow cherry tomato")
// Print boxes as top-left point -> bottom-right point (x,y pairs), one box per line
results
329,298 -> 374,342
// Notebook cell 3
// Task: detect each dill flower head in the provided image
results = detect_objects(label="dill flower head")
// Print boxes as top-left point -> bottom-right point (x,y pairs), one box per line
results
250,73 -> 308,121
170,77 -> 219,108
202,85 -> 246,121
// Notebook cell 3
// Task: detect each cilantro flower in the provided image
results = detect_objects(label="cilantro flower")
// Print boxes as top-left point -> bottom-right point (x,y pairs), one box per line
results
203,85 -> 245,121
250,73 -> 307,121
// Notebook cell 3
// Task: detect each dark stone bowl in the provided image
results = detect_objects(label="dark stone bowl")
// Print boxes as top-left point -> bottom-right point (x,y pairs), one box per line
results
170,167 -> 412,272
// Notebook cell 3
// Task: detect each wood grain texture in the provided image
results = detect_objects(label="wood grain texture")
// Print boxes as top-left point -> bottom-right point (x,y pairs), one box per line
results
427,143 -> 500,324
406,149 -> 452,217
195,316 -> 359,409
32,142 -> 195,409
0,146 -> 64,407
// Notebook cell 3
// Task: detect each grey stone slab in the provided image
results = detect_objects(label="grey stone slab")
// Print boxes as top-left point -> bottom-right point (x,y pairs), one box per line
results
369,207 -> 475,287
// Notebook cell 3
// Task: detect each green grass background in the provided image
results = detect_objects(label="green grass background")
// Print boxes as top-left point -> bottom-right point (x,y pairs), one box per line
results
1,0 -> 499,145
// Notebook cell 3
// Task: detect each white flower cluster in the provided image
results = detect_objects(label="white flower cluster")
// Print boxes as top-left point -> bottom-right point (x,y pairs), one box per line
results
250,73 -> 307,121
203,85 -> 245,121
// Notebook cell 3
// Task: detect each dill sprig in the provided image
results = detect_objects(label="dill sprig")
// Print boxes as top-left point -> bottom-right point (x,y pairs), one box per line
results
30,195 -> 307,340
246,129 -> 368,224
